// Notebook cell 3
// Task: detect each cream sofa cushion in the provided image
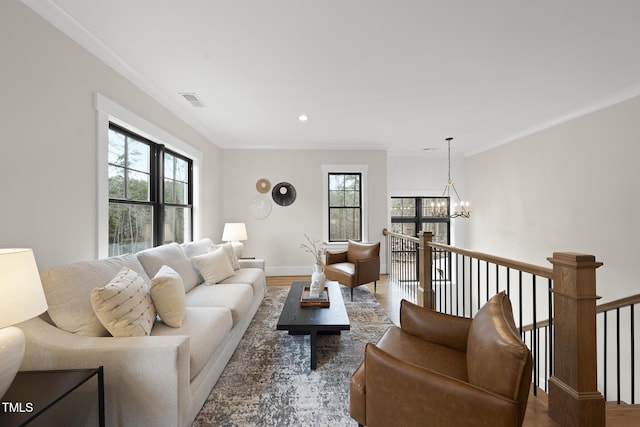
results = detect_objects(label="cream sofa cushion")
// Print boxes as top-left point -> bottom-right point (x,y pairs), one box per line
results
137,243 -> 200,293
41,254 -> 151,336
90,267 -> 156,337
218,268 -> 266,297
152,306 -> 233,380
150,265 -> 186,328
192,248 -> 235,285
185,283 -> 253,326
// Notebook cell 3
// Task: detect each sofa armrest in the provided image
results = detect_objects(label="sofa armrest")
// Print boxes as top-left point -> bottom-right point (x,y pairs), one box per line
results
238,258 -> 265,270
363,344 -> 521,427
400,299 -> 472,352
18,316 -> 191,427
325,250 -> 347,265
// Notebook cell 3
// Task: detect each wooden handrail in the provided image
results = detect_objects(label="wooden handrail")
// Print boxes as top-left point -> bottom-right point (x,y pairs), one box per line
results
596,293 -> 640,313
383,228 -> 553,278
521,293 -> 640,333
382,228 -> 419,243
427,241 -> 554,279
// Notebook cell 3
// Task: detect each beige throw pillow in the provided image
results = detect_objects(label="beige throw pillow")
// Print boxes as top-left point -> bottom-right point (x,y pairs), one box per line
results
212,242 -> 240,270
193,248 -> 236,285
90,267 -> 156,337
150,265 -> 186,328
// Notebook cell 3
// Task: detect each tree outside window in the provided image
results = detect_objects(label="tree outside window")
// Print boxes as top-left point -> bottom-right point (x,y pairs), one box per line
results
108,124 -> 192,256
328,173 -> 362,242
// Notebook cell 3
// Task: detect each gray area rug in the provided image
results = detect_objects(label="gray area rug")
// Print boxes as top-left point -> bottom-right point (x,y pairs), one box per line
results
192,285 -> 394,426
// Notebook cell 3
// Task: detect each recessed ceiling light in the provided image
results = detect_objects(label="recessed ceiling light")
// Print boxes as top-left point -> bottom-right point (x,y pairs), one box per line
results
298,114 -> 309,122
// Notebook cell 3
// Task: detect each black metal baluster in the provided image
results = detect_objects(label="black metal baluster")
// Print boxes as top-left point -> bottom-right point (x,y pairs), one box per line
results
632,305 -> 636,404
463,255 -> 468,317
533,275 -> 538,396
518,271 -> 523,336
617,307 -> 621,404
476,259 -> 481,312
548,278 -> 553,379
604,311 -> 608,401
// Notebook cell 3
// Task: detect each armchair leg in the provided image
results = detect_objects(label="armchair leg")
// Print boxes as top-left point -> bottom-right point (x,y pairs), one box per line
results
374,281 -> 377,294
351,288 -> 354,301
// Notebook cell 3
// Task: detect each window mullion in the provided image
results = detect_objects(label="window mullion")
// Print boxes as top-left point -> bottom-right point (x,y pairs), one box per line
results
154,145 -> 164,245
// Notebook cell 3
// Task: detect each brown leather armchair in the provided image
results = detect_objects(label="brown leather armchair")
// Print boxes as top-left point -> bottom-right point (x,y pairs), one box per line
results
324,241 -> 380,301
350,292 -> 532,427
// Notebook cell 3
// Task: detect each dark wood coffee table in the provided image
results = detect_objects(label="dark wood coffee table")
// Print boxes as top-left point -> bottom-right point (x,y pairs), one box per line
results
276,280 -> 350,370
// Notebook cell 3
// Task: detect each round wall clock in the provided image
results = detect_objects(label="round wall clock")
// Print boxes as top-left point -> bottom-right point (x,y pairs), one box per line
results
272,182 -> 296,206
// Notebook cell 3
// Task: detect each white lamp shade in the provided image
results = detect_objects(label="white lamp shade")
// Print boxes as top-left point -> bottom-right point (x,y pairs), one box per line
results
0,248 -> 48,328
222,223 -> 248,242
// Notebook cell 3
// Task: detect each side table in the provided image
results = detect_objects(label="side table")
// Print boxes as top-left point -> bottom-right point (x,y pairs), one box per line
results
0,367 -> 104,427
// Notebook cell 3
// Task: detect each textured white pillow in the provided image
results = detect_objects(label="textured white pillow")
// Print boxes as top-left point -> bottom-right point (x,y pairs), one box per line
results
150,265 -> 186,328
193,248 -> 236,285
212,242 -> 240,270
90,267 -> 156,337
136,243 -> 200,293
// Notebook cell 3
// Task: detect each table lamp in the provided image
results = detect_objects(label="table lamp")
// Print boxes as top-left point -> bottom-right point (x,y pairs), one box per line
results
0,248 -> 48,398
221,223 -> 248,258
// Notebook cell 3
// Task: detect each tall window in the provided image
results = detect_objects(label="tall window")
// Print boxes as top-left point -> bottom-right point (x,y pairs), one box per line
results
390,197 -> 450,245
328,173 -> 362,242
108,124 -> 192,256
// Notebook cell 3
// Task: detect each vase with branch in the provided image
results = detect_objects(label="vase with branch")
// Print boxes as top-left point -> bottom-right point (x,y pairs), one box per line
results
300,234 -> 326,298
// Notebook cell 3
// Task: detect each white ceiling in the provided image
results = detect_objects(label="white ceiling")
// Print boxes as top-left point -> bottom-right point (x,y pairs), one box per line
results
25,0 -> 640,154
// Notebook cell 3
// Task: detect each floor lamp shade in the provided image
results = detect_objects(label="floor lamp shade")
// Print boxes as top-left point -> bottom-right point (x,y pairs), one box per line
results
0,248 -> 48,398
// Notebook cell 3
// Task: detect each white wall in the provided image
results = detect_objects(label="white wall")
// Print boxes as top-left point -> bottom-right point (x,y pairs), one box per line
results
467,95 -> 640,303
0,1 -> 222,270
387,151 -> 468,248
220,149 -> 388,275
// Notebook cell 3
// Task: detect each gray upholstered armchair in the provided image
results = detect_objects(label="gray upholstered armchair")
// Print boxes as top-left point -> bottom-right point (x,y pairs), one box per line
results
325,241 -> 380,301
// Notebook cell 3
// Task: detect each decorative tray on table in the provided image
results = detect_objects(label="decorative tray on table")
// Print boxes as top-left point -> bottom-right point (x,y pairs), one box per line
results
300,286 -> 330,307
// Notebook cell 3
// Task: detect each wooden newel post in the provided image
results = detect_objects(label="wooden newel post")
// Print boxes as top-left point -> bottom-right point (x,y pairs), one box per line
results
418,231 -> 433,309
547,252 -> 605,427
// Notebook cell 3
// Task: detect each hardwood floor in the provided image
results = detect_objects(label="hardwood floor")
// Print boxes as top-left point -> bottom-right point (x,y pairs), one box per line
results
266,275 -> 640,426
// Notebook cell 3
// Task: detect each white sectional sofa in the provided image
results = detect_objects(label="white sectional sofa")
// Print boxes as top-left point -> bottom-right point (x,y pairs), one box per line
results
17,238 -> 265,427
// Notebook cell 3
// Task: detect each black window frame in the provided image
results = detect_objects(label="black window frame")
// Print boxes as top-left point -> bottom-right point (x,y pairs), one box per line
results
390,196 -> 451,245
108,123 -> 193,255
328,172 -> 363,242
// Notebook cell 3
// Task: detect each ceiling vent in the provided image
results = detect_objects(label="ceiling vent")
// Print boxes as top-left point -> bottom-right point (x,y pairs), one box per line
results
179,92 -> 206,108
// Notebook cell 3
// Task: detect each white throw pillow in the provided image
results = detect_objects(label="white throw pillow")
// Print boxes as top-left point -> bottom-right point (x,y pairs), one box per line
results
90,267 -> 156,337
192,248 -> 236,285
150,265 -> 186,328
212,242 -> 240,270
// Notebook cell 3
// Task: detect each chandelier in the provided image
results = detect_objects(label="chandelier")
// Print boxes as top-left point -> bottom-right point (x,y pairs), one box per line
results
442,137 -> 470,219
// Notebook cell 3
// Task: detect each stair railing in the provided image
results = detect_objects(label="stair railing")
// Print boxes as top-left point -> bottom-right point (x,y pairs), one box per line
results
597,294 -> 640,405
383,228 -> 606,426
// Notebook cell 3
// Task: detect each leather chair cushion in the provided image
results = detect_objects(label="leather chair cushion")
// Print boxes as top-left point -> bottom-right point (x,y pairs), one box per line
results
324,262 -> 356,286
376,326 -> 468,381
400,300 -> 471,352
467,292 -> 531,400
347,241 -> 380,263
